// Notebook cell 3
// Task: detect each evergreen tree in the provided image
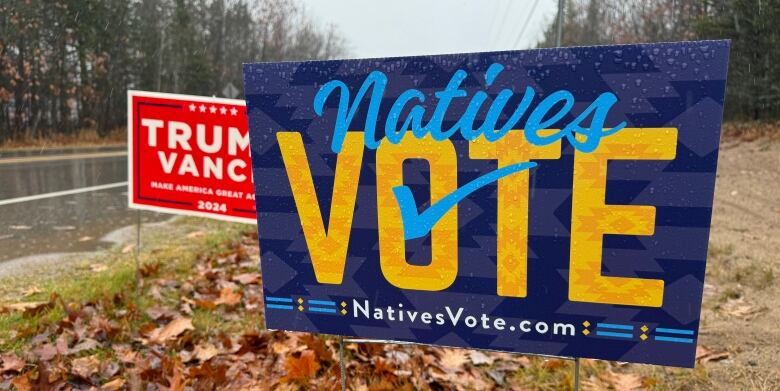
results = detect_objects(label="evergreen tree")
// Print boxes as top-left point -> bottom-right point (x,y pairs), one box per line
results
537,0 -> 777,121
698,0 -> 780,119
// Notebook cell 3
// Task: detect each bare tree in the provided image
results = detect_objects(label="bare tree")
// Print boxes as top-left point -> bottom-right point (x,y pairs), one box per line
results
0,0 -> 347,142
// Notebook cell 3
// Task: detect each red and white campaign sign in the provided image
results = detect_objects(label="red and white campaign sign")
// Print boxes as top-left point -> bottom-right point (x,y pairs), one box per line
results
128,90 -> 255,224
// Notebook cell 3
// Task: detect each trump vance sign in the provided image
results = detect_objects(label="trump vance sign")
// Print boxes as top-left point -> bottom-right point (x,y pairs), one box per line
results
243,40 -> 730,367
128,91 -> 255,223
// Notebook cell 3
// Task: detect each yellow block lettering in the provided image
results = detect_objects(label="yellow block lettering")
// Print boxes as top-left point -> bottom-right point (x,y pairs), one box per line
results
376,133 -> 458,291
569,128 -> 677,307
277,131 -> 364,284
470,130 -> 561,297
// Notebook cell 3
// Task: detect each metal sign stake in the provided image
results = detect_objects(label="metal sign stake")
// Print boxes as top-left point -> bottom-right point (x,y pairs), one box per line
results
134,210 -> 142,299
339,336 -> 346,391
574,357 -> 580,391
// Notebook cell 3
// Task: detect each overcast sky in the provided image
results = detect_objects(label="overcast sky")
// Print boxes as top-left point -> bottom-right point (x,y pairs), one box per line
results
300,0 -> 558,59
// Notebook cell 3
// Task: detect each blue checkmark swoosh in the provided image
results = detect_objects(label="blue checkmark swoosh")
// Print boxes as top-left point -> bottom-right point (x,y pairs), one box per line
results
392,161 -> 538,240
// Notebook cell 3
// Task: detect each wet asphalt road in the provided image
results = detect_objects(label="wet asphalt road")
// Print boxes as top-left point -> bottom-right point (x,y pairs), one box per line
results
0,147 -> 166,263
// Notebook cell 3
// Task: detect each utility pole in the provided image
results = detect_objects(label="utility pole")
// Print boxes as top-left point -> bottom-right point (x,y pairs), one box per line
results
556,7 -> 575,389
555,0 -> 565,47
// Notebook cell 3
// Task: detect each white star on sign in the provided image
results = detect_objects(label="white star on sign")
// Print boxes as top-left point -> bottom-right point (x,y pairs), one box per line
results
209,105 -> 217,114
199,104 -> 206,112
219,106 -> 227,115
189,103 -> 196,112
230,107 -> 238,116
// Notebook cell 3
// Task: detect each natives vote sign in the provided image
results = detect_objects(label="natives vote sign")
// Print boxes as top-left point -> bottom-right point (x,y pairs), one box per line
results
128,91 -> 255,223
243,41 -> 730,367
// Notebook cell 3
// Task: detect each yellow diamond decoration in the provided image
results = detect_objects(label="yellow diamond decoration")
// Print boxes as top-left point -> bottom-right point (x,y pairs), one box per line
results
341,301 -> 347,307
298,305 -> 304,311
583,329 -> 590,336
641,325 -> 648,332
582,320 -> 590,328
341,309 -> 347,315
297,298 -> 303,304
640,334 -> 648,341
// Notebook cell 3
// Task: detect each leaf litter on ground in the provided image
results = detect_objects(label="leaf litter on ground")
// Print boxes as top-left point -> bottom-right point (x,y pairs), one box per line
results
0,231 -> 682,390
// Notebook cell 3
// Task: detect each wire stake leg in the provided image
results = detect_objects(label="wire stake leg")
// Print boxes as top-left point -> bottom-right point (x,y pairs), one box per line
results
339,336 -> 346,391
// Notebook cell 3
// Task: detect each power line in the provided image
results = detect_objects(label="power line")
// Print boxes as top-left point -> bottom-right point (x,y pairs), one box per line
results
511,0 -> 542,49
490,0 -> 514,47
485,2 -> 503,47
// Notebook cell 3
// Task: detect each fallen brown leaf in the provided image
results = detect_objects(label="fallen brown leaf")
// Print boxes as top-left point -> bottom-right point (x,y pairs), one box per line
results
272,341 -> 292,356
11,373 -> 32,391
232,273 -> 260,285
113,345 -> 137,363
101,361 -> 121,379
71,355 -> 100,378
542,358 -> 565,371
214,287 -> 242,306
166,361 -> 187,391
300,334 -> 332,363
0,354 -> 25,374
55,333 -> 69,355
696,346 -> 730,364
194,299 -> 217,310
193,343 -> 220,362
68,338 -> 100,355
188,360 -> 228,387
601,371 -> 644,391
33,343 -> 58,361
186,231 -> 206,239
1,301 -> 52,316
468,350 -> 494,366
20,286 -> 41,297
512,355 -> 532,368
283,350 -> 320,382
437,348 -> 468,372
139,262 -> 161,277
30,363 -> 65,390
720,297 -> 766,320
149,317 -> 194,344
146,306 -> 179,321
372,358 -> 396,377
101,378 -> 126,391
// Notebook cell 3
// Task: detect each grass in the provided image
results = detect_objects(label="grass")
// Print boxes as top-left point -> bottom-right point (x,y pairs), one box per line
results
0,127 -> 126,150
708,242 -> 735,259
511,359 -> 581,389
722,121 -> 780,142
0,258 -> 138,352
734,263 -> 775,290
191,307 -> 262,336
719,287 -> 742,302
0,217 -> 252,353
705,239 -> 775,316
706,241 -> 774,293
505,357 -> 704,390
635,365 -> 712,390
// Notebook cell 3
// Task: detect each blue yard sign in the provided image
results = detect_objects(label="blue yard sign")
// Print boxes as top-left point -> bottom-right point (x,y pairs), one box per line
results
242,40 -> 730,367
